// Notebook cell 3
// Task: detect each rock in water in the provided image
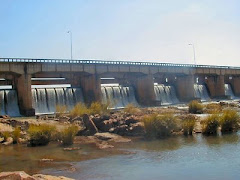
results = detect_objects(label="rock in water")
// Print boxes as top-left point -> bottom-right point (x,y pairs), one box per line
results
0,171 -> 35,180
2,137 -> 13,146
0,171 -> 74,180
94,132 -> 131,143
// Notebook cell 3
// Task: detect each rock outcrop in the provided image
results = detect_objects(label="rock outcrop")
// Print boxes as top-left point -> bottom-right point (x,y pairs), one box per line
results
0,171 -> 73,180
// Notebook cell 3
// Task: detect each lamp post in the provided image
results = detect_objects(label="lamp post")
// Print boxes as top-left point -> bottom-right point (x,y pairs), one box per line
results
67,31 -> 73,60
188,43 -> 196,65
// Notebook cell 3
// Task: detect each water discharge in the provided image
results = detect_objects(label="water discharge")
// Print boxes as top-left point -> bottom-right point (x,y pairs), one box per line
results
0,89 -> 20,117
154,84 -> 179,105
101,84 -> 138,109
194,84 -> 210,101
225,84 -> 237,99
32,87 -> 84,114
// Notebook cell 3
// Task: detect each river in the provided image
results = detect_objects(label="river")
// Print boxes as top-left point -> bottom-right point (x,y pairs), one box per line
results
1,133 -> 240,180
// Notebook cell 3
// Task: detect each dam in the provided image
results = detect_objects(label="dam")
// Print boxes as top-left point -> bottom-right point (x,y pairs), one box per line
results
0,58 -> 240,116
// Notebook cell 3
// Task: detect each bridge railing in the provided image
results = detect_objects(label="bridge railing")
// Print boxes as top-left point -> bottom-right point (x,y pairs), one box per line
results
0,58 -> 239,69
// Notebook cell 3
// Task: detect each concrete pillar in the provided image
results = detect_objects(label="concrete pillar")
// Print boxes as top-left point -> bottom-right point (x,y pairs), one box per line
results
229,76 -> 240,96
205,75 -> 226,98
175,75 -> 195,102
15,74 -> 35,116
79,74 -> 102,105
131,75 -> 156,106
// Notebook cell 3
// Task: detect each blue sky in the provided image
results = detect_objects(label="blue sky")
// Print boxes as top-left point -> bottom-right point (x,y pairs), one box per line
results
0,0 -> 240,66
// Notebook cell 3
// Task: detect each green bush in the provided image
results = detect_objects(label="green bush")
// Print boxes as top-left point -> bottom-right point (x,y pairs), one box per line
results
220,109 -> 239,132
189,100 -> 203,114
142,113 -> 177,138
181,115 -> 196,135
59,125 -> 79,145
12,127 -> 21,144
202,114 -> 220,135
28,124 -> 56,146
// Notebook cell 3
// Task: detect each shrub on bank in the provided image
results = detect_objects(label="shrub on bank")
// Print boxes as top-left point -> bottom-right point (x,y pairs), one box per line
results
220,109 -> 239,132
124,104 -> 139,115
70,103 -> 89,118
12,127 -> 21,144
56,105 -> 67,117
181,115 -> 196,135
89,102 -> 110,115
202,114 -> 220,135
204,103 -> 222,114
142,113 -> 177,138
28,124 -> 56,146
189,100 -> 203,114
0,131 -> 11,142
59,125 -> 79,145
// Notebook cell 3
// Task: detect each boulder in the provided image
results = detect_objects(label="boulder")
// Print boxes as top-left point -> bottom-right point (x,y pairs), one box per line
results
0,137 -> 4,143
0,171 -> 35,180
112,125 -> 129,135
33,174 -> 74,180
95,141 -> 114,149
127,122 -> 145,136
0,171 -> 74,180
100,115 -> 110,121
94,132 -> 131,143
97,120 -> 114,132
125,116 -> 138,125
78,114 -> 98,135
91,115 -> 102,126
59,116 -> 70,123
3,137 -> 13,146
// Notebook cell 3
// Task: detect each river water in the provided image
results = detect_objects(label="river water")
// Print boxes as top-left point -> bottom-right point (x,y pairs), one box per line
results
1,133 -> 240,180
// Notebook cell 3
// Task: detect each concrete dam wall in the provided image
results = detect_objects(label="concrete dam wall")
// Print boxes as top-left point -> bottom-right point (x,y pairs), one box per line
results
1,58 -> 240,116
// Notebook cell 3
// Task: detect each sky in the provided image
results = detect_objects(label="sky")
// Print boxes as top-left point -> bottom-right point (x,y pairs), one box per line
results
0,0 -> 240,66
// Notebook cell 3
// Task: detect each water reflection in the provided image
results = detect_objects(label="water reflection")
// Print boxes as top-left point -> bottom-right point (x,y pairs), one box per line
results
202,132 -> 240,147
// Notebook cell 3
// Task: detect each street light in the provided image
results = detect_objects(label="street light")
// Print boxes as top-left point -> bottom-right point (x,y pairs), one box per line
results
188,43 -> 196,65
67,31 -> 73,60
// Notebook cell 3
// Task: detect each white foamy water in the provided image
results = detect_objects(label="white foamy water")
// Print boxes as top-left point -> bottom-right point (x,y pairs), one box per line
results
154,84 -> 179,105
101,84 -> 138,109
194,84 -> 210,101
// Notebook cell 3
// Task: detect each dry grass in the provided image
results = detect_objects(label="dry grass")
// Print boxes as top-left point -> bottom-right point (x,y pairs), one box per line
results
180,115 -> 196,135
124,104 -> 139,115
204,103 -> 222,114
28,124 -> 56,146
56,104 -> 67,117
142,113 -> 177,138
202,114 -> 220,135
189,100 -> 203,114
12,127 -> 21,144
59,125 -> 79,145
220,109 -> 239,132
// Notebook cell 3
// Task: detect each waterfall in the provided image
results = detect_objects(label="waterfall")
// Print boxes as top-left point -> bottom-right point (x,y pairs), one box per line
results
32,87 -> 84,114
101,84 -> 138,109
154,84 -> 179,105
225,84 -> 236,99
0,89 -> 20,117
194,84 -> 210,101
